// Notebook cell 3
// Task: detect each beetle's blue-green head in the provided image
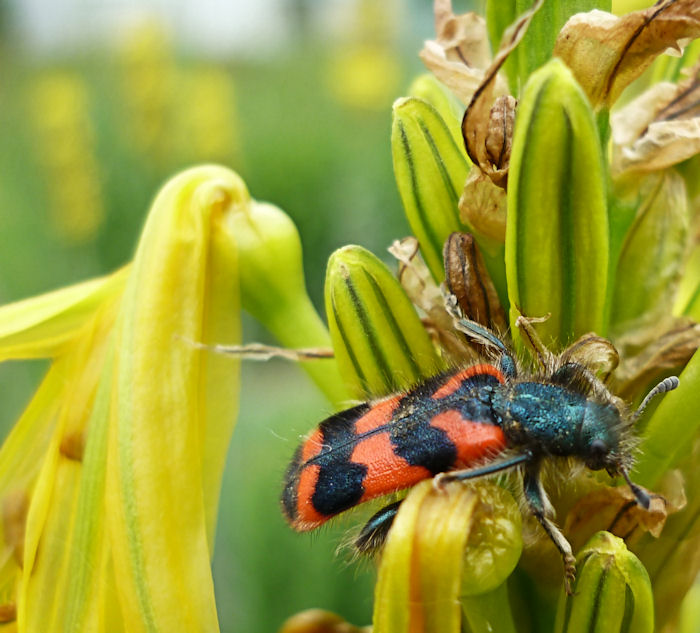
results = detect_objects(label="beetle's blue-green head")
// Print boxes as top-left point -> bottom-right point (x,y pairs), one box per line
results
580,400 -> 624,473
583,376 -> 680,509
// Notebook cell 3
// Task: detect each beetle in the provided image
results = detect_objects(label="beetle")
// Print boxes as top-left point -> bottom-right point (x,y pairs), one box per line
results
281,316 -> 678,590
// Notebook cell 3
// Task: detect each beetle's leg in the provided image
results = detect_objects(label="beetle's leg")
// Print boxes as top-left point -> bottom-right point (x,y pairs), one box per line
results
355,500 -> 403,554
450,317 -> 518,379
514,315 -> 554,371
434,451 -> 532,488
523,460 -> 577,595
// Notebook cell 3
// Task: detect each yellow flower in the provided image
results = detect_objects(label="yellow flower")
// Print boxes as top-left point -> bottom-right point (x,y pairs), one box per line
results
0,165 -> 326,631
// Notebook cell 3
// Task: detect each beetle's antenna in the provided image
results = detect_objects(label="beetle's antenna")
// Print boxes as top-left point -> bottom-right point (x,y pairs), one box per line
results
631,376 -> 679,422
620,468 -> 651,510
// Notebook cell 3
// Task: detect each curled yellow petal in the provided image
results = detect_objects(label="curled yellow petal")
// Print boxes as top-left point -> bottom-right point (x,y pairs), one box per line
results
105,165 -> 242,632
0,267 -> 127,361
373,481 -> 520,633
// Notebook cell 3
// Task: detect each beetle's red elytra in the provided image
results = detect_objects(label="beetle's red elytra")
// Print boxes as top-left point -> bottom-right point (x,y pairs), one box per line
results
283,364 -> 508,532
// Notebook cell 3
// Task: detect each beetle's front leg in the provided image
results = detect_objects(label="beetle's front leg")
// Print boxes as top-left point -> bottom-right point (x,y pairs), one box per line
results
523,460 -> 577,594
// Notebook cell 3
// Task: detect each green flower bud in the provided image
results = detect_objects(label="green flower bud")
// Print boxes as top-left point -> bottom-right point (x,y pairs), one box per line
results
392,96 -> 470,282
610,170 -> 689,333
506,58 -> 608,348
227,188 -> 348,406
554,532 -> 653,633
280,609 -> 368,633
325,245 -> 443,398
461,483 -> 522,597
678,577 -> 700,633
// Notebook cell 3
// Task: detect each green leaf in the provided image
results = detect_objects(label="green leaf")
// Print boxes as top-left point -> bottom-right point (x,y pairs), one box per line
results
634,347 -> 700,488
486,0 -> 607,93
610,171 -> 689,332
674,241 -> 700,321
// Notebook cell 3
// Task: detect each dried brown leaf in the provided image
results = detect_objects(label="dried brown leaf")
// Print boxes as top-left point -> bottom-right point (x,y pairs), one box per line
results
419,3 -> 506,104
433,0 -> 492,69
461,0 -> 543,185
560,333 -> 620,381
458,171 -> 507,243
554,0 -> 700,110
564,474 -> 685,552
614,319 -> 700,399
484,95 -> 517,175
612,64 -> 700,173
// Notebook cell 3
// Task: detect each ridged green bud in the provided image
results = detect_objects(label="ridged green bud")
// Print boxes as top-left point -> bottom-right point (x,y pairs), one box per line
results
506,58 -> 608,347
407,74 -> 463,147
227,188 -> 348,406
324,245 -> 443,398
610,170 -> 689,333
392,96 -> 470,282
554,532 -> 653,633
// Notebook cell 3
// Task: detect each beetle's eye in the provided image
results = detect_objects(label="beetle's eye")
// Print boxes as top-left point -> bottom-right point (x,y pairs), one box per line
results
590,439 -> 608,456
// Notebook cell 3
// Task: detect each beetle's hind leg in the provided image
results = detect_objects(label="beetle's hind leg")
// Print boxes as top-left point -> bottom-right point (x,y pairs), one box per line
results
523,461 -> 577,594
355,500 -> 403,555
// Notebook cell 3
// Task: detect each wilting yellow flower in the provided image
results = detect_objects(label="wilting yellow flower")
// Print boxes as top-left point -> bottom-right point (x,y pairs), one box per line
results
0,165 -> 339,631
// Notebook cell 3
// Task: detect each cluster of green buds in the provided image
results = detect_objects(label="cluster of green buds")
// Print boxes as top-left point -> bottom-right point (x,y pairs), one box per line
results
314,0 -> 700,631
0,0 -> 697,632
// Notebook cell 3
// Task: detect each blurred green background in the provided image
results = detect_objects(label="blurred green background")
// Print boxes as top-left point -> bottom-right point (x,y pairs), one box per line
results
0,0 -> 459,630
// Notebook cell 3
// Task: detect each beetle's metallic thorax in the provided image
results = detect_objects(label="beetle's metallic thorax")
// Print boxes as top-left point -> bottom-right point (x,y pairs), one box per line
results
491,382 -> 618,459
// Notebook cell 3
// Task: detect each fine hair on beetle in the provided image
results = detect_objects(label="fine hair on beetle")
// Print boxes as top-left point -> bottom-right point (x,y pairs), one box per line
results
281,298 -> 679,594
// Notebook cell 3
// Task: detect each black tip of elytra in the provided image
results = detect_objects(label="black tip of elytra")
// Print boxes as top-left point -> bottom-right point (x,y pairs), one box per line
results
281,445 -> 303,523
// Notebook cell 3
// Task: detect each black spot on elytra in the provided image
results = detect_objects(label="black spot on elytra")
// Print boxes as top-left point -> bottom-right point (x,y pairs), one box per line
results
312,461 -> 368,516
390,413 -> 456,473
310,403 -> 369,516
389,371 -> 502,474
